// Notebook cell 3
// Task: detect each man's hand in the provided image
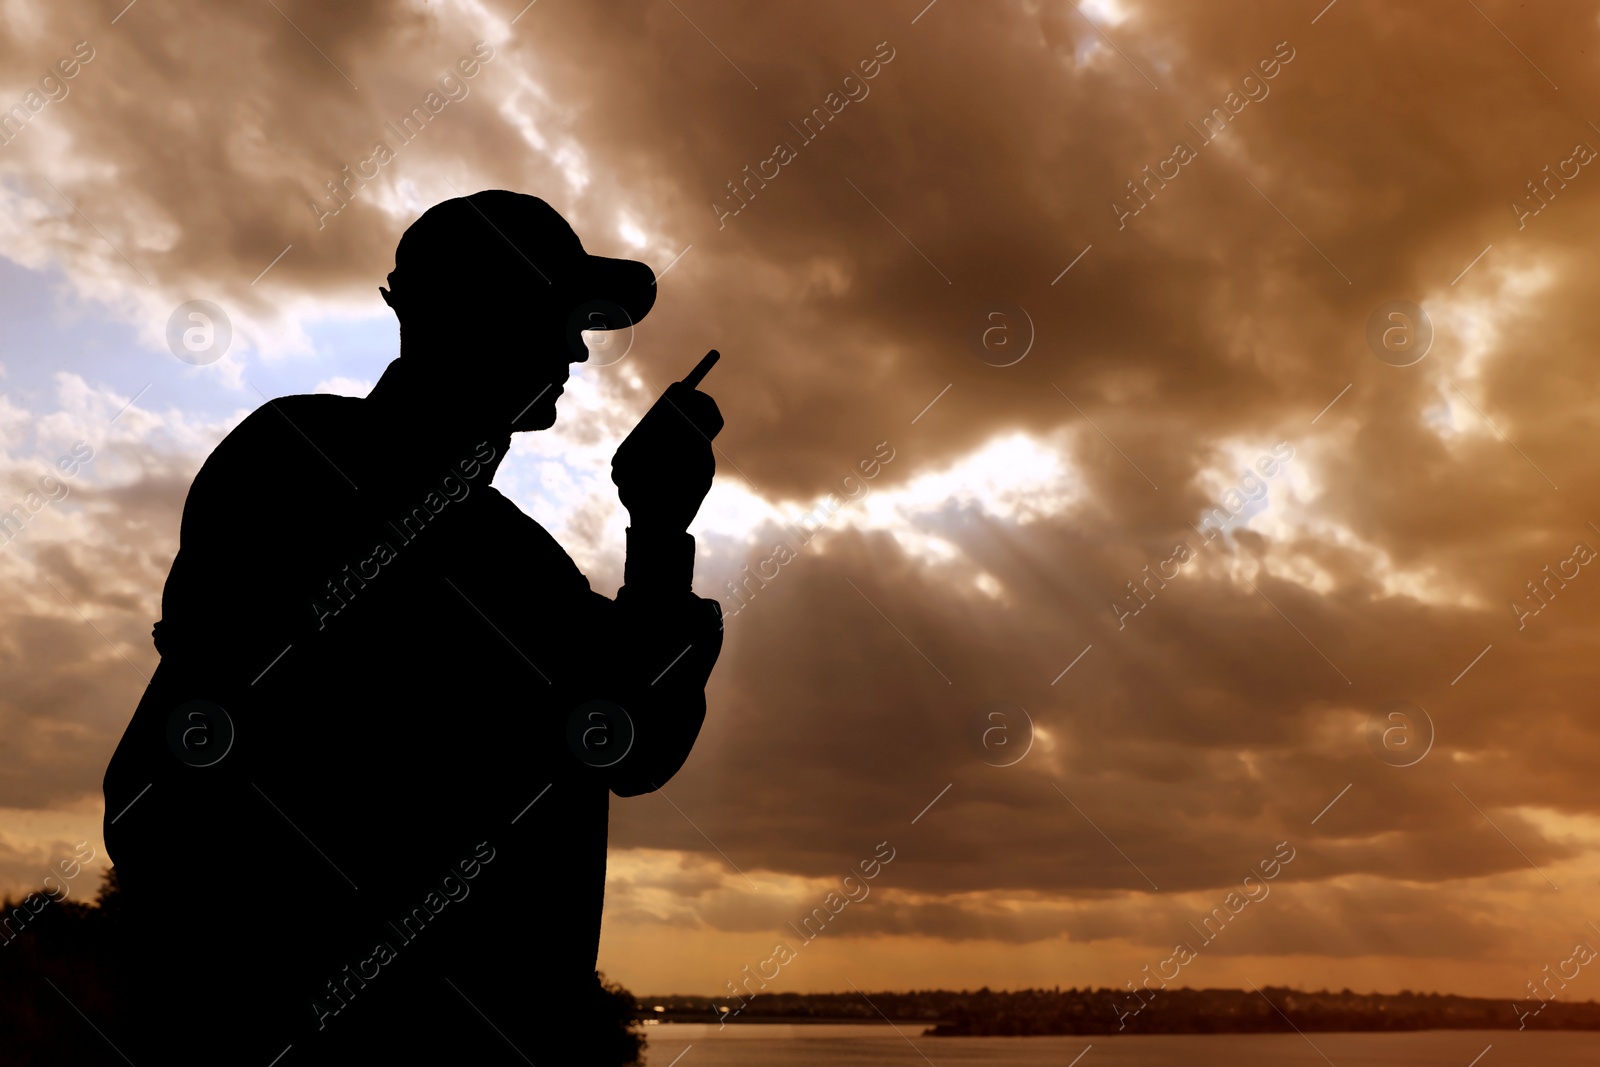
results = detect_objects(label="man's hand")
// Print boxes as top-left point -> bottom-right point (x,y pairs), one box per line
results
612,381 -> 723,533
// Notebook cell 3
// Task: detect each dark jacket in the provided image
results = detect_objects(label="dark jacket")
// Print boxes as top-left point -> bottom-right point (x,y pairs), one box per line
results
102,358 -> 722,1063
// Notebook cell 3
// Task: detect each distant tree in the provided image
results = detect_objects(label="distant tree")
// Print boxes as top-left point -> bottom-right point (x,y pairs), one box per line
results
589,971 -> 646,1066
94,866 -> 123,914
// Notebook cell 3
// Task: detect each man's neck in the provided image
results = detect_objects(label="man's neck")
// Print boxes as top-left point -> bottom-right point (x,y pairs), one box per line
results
367,357 -> 513,481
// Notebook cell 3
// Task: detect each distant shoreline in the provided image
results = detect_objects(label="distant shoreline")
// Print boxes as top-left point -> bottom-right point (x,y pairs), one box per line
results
639,987 -> 1600,1037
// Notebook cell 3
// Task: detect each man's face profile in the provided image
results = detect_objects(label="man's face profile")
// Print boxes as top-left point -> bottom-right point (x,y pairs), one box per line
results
391,263 -> 593,434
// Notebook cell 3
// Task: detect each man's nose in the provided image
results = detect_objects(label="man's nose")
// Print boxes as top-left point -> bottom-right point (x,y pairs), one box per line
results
555,323 -> 586,365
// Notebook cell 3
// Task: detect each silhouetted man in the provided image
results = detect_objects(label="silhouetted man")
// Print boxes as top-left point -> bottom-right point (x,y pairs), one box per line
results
103,191 -> 724,1064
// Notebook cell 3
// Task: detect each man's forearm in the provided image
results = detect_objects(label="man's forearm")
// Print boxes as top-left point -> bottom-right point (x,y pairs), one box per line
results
602,529 -> 723,794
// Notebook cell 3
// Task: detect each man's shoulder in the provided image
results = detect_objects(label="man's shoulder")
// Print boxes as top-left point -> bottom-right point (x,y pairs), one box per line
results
203,393 -> 368,479
228,392 -> 366,446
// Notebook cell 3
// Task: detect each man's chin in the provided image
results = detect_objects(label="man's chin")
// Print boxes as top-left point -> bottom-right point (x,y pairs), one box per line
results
511,402 -> 558,433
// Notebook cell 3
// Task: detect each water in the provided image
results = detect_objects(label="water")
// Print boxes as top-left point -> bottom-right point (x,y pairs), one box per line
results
640,1023 -> 1600,1065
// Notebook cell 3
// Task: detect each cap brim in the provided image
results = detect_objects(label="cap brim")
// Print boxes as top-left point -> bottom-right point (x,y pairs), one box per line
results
578,255 -> 657,329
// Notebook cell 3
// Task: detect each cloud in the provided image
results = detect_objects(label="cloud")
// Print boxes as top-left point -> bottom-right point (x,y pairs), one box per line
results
3,0 -> 1599,1001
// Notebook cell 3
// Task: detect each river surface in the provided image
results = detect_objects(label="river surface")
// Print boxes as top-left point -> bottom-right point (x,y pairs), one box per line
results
639,1023 -> 1600,1065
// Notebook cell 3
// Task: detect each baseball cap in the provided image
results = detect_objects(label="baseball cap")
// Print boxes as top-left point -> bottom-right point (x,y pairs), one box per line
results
381,190 -> 656,331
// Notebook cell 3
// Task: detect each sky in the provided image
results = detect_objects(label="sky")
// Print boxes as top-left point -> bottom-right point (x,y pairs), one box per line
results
2,0 -> 1600,1005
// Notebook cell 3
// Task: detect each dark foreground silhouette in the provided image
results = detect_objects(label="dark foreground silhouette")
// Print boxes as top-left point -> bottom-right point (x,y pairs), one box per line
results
100,191 -> 724,1063
0,869 -> 645,1065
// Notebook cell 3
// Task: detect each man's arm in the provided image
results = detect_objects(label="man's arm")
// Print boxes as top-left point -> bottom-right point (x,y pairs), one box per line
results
592,374 -> 727,794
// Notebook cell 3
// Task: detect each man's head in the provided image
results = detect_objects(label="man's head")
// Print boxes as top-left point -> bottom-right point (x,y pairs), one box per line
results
381,191 -> 656,432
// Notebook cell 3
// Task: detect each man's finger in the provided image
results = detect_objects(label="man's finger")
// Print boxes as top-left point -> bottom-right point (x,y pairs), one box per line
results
666,391 -> 722,439
688,391 -> 724,438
